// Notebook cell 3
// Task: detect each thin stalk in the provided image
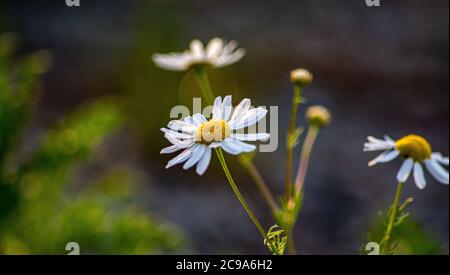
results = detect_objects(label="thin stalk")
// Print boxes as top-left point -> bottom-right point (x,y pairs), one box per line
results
193,66 -> 215,105
193,67 -> 278,216
285,84 -> 303,199
294,126 -> 319,195
244,160 -> 280,215
380,181 -> 404,254
287,230 -> 296,255
215,148 -> 267,239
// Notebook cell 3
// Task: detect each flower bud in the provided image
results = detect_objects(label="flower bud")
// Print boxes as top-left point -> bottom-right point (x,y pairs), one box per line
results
306,105 -> 331,128
290,68 -> 313,87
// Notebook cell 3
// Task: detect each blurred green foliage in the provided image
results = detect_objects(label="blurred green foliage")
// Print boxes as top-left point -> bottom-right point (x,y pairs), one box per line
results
0,34 -> 186,254
363,211 -> 444,255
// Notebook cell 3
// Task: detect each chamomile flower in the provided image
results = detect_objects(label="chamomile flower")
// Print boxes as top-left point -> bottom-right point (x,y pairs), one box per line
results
161,95 -> 269,175
364,134 -> 449,189
152,38 -> 246,71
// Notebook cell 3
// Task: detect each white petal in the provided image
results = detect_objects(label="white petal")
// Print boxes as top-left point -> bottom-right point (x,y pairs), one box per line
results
413,162 -> 427,190
165,134 -> 195,148
425,159 -> 449,185
192,113 -> 207,126
190,39 -> 206,60
168,119 -> 196,133
384,135 -> 395,143
364,136 -> 395,152
161,128 -> 193,139
230,140 -> 256,152
209,142 -> 221,148
231,133 -> 270,141
152,53 -> 190,71
368,150 -> 400,167
220,140 -> 242,155
230,98 -> 251,123
233,107 -> 268,129
215,49 -> 246,68
160,144 -> 183,154
206,37 -> 224,60
397,158 -> 414,183
367,136 -> 388,144
212,96 -> 223,120
432,153 -> 449,166
364,140 -> 395,152
196,147 -> 212,175
222,95 -> 233,121
165,147 -> 193,169
183,144 -> 206,170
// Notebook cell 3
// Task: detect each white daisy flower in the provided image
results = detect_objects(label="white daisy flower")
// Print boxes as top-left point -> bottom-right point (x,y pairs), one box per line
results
364,134 -> 449,189
152,37 -> 246,71
161,95 -> 270,175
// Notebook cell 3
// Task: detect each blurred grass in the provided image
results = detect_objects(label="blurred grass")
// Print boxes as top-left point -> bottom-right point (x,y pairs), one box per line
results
0,33 -> 186,254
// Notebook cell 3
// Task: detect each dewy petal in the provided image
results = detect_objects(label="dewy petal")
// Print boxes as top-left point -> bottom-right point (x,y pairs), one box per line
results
222,95 -> 233,121
196,147 -> 212,175
206,37 -> 224,60
432,153 -> 449,166
368,150 -> 400,167
212,96 -> 223,120
425,159 -> 449,185
233,107 -> 268,130
231,133 -> 270,142
183,144 -> 206,170
413,162 -> 427,190
397,158 -> 414,183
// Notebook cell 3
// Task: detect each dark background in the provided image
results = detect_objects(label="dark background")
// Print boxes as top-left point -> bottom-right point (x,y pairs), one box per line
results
1,0 -> 448,254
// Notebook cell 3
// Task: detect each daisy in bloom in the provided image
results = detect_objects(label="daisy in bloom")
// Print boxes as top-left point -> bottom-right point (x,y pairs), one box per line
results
364,134 -> 449,189
152,37 -> 246,71
161,95 -> 270,175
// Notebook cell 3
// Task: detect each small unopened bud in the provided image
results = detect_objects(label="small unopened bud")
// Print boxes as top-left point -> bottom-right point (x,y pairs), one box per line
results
290,68 -> 313,86
306,105 -> 331,128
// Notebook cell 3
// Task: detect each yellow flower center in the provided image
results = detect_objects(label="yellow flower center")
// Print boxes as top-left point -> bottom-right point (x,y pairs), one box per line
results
395,135 -> 432,162
195,120 -> 231,144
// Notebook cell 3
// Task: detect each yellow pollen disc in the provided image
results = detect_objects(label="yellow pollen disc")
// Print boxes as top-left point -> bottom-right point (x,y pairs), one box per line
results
195,120 -> 231,144
395,135 -> 432,162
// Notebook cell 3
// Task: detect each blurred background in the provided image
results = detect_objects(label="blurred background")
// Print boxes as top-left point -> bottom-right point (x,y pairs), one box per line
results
0,0 -> 448,254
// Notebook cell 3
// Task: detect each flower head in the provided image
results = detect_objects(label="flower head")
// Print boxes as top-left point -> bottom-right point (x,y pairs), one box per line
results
290,68 -> 313,87
153,38 -> 246,71
364,134 -> 449,189
306,105 -> 332,128
161,95 -> 269,175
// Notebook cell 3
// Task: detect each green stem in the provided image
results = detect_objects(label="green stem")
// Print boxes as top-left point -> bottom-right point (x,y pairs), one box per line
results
193,66 -> 215,106
294,126 -> 319,195
287,230 -> 296,255
244,159 -> 280,215
193,67 -> 278,217
285,84 -> 303,199
380,181 -> 404,254
215,148 -> 267,239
